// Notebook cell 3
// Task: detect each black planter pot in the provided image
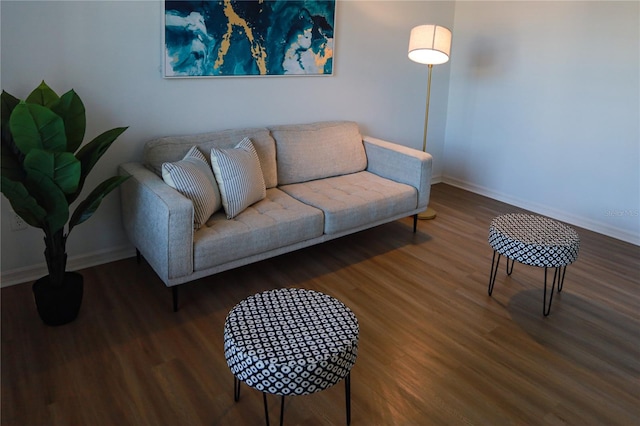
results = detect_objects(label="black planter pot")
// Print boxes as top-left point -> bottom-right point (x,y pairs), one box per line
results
32,272 -> 84,326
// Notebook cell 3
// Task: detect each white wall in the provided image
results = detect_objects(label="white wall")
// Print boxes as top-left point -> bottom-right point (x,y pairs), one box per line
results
0,1 -> 455,285
444,1 -> 640,244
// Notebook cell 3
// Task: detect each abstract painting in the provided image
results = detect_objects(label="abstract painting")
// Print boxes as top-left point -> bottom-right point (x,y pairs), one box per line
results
164,0 -> 336,77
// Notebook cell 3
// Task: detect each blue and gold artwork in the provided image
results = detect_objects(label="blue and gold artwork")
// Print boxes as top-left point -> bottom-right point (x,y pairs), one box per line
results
164,0 -> 335,77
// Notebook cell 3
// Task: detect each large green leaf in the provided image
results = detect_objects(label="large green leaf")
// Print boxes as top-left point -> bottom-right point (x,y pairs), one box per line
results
69,175 -> 129,232
23,149 -> 80,195
0,176 -> 47,228
25,81 -> 59,108
24,169 -> 69,233
1,91 -> 20,147
1,90 -> 19,122
1,143 -> 25,181
51,90 -> 86,153
71,126 -> 127,203
9,102 -> 67,154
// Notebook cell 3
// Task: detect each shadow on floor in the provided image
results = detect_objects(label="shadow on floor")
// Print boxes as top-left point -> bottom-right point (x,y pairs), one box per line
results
508,289 -> 640,377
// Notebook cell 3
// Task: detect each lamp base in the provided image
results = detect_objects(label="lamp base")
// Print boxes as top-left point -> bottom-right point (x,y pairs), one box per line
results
418,207 -> 437,220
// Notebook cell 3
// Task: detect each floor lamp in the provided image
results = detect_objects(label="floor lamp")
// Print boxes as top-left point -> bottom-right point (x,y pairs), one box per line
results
408,24 -> 452,220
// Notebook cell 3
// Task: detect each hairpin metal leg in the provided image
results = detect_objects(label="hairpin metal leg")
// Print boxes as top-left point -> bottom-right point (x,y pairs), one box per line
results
345,372 -> 352,425
488,250 -> 501,295
263,393 -> 270,426
544,265 -> 568,315
506,257 -> 515,275
543,267 -> 560,316
557,266 -> 567,292
279,395 -> 285,426
234,377 -> 241,402
261,393 -> 285,426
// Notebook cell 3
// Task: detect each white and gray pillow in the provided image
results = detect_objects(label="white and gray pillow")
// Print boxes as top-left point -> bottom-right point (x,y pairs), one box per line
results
210,137 -> 266,219
162,146 -> 221,229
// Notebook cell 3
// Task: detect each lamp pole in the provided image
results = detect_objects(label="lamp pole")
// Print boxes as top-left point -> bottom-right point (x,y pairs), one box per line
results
422,64 -> 433,153
417,64 -> 437,220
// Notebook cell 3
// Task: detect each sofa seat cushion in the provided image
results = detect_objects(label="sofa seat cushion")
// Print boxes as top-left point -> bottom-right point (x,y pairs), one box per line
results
193,188 -> 324,271
280,171 -> 417,235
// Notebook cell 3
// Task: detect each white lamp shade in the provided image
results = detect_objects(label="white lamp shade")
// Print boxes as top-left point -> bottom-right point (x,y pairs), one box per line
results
408,25 -> 452,65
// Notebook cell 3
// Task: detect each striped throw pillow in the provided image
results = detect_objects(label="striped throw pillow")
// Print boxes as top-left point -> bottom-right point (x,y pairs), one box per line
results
210,137 -> 266,219
162,146 -> 222,229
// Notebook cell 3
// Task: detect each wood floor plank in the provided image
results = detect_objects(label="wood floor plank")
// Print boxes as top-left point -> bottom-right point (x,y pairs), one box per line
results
2,183 -> 639,425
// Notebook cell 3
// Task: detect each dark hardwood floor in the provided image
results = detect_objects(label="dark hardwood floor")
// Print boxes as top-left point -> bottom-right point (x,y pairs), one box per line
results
2,183 -> 639,425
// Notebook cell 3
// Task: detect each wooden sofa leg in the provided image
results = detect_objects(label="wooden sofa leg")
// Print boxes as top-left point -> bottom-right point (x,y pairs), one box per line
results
172,287 -> 179,312
136,248 -> 142,264
413,214 -> 418,233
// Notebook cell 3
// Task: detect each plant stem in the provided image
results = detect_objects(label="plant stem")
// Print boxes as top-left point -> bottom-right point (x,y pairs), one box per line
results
44,228 -> 67,288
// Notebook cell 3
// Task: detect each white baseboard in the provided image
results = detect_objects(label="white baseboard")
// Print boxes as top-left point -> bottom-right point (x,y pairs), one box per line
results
431,175 -> 443,184
441,176 -> 640,246
0,245 -> 136,288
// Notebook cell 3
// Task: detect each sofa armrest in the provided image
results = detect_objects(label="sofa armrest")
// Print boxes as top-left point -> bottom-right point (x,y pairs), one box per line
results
119,162 -> 194,285
363,136 -> 433,209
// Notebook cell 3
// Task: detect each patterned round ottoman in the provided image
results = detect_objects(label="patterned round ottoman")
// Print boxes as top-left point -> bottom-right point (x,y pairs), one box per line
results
488,213 -> 580,316
224,288 -> 359,425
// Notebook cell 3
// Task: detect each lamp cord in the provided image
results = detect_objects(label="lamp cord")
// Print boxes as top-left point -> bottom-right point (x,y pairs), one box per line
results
422,64 -> 433,153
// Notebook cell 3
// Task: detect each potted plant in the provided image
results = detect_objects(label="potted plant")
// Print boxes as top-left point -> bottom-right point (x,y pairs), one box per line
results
1,81 -> 128,326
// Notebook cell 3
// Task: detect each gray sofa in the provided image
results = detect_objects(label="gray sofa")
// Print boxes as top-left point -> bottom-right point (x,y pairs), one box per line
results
119,121 -> 432,310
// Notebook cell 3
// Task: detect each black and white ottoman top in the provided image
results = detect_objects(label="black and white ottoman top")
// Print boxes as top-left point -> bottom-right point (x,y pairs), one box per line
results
489,214 -> 580,268
224,288 -> 359,396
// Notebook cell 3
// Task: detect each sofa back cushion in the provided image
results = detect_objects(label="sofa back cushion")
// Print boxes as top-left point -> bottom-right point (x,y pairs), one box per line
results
144,127 -> 277,189
270,121 -> 367,185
